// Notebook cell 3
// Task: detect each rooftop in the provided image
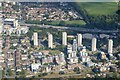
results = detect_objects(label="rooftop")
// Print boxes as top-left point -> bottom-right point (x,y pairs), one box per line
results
4,18 -> 15,21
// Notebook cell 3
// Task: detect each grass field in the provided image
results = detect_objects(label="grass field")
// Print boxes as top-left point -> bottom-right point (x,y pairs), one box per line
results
76,2 -> 118,16
49,50 -> 61,55
26,20 -> 86,26
49,20 -> 86,26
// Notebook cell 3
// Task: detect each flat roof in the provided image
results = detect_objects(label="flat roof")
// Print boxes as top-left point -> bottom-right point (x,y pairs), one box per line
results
4,18 -> 15,22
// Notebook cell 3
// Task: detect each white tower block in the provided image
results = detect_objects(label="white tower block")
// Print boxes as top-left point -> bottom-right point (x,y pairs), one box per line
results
62,32 -> 67,46
77,33 -> 82,46
33,32 -> 39,47
48,33 -> 53,48
108,39 -> 113,54
92,37 -> 97,51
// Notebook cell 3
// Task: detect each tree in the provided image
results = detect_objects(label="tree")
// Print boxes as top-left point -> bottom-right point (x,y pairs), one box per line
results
73,67 -> 80,74
56,45 -> 66,52
116,10 -> 120,15
42,73 -> 48,76
73,67 -> 80,72
59,71 -> 65,75
76,71 -> 81,74
92,67 -> 100,74
28,54 -> 31,59
19,69 -> 26,78
38,73 -> 42,77
10,46 -> 17,49
7,69 -> 14,76
59,21 -> 65,26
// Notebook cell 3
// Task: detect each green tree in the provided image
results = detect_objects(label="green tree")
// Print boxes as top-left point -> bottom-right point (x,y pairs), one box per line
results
19,69 -> 26,78
73,67 -> 81,74
59,21 -> 65,26
42,73 -> 48,76
38,73 -> 42,77
59,71 -> 65,75
7,69 -> 14,76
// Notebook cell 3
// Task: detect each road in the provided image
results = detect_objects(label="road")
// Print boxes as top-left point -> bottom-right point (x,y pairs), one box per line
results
20,23 -> 119,34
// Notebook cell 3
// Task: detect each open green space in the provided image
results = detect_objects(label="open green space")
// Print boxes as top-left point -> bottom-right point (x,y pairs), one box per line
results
76,2 -> 118,16
49,50 -> 61,55
26,20 -> 86,27
49,20 -> 86,26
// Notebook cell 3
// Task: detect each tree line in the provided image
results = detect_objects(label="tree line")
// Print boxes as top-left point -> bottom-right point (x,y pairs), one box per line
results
69,2 -> 118,30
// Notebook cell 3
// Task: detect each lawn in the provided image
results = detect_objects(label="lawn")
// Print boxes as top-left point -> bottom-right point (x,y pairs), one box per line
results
64,20 -> 86,25
49,50 -> 61,55
49,20 -> 86,26
26,20 -> 86,27
76,2 -> 118,16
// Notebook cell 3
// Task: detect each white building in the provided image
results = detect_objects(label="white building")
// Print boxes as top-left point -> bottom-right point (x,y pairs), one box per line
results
4,26 -> 29,35
79,46 -> 90,62
17,26 -> 29,34
72,39 -> 77,51
99,51 -> 107,59
48,33 -> 53,48
72,51 -> 77,58
108,39 -> 113,54
33,32 -> 39,47
77,34 -> 82,46
68,58 -> 78,64
42,57 -> 48,65
58,52 -> 65,61
58,52 -> 66,65
81,56 -> 90,62
47,56 -> 53,63
21,55 -> 28,60
62,32 -> 67,46
4,18 -> 19,28
0,2 -> 2,7
79,47 -> 88,57
68,51 -> 78,64
67,45 -> 72,53
92,37 -> 97,51
31,63 -> 41,72
86,61 -> 95,67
